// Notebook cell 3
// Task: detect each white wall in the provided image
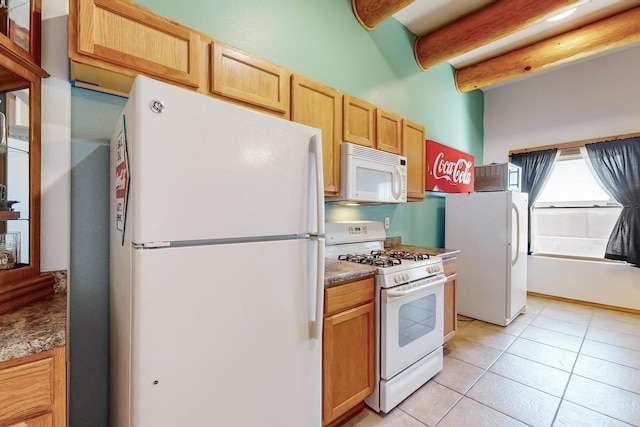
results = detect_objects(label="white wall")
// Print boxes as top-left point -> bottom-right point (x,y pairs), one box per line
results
483,44 -> 640,311
41,0 -> 71,273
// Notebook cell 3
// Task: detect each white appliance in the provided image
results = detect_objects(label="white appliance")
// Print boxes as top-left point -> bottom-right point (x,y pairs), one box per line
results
326,142 -> 407,204
445,191 -> 528,326
109,75 -> 325,427
325,221 -> 445,413
475,162 -> 522,192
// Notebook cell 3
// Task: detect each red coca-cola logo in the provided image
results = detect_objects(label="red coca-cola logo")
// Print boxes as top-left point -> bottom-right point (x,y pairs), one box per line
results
432,152 -> 473,185
426,140 -> 474,193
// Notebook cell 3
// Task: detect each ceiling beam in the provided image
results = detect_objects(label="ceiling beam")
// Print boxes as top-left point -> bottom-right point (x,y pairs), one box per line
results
455,6 -> 640,93
414,0 -> 581,70
352,0 -> 414,30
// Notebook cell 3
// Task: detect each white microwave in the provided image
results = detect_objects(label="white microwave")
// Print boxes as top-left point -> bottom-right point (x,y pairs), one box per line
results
327,142 -> 407,204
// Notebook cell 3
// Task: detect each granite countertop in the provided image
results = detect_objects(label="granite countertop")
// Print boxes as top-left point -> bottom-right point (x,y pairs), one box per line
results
325,259 -> 377,286
0,292 -> 67,363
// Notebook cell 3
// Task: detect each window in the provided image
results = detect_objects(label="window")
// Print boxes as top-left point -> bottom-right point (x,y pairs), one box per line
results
531,148 -> 622,259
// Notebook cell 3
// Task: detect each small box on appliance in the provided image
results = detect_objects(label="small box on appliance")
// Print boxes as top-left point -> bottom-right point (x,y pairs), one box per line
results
474,163 -> 522,192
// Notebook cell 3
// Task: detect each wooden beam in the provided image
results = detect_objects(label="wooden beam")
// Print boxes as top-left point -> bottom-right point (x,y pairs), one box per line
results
352,0 -> 414,30
455,6 -> 640,93
415,0 -> 580,70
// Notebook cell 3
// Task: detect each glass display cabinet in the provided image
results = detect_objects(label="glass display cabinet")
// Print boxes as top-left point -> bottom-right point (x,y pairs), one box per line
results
0,0 -> 51,314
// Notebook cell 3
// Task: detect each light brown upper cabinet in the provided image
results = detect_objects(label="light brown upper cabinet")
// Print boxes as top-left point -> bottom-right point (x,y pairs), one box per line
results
376,108 -> 403,155
343,94 -> 375,148
403,119 -> 426,200
69,0 -> 200,95
291,75 -> 342,196
211,42 -> 290,119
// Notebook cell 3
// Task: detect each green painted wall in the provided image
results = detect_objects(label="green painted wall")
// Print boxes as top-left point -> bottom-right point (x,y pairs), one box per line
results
133,0 -> 484,246
69,2 -> 482,425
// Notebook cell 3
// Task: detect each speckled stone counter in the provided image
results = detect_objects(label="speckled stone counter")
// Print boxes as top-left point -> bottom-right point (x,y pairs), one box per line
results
0,292 -> 67,363
325,259 -> 377,286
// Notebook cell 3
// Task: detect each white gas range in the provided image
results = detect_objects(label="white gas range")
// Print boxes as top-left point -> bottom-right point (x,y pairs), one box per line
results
325,221 -> 446,413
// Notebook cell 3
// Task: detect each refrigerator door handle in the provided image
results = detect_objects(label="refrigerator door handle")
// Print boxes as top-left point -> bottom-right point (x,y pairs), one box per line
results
512,202 -> 520,267
311,134 -> 325,235
309,237 -> 325,339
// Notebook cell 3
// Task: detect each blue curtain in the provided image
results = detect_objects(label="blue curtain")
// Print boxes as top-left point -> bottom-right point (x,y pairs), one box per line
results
584,137 -> 640,267
511,148 -> 558,254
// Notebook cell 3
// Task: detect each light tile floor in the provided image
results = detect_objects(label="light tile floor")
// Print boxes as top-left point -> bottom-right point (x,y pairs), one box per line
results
344,296 -> 640,427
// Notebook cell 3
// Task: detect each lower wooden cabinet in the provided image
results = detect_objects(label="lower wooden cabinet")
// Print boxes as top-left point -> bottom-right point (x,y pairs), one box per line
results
323,276 -> 375,426
442,257 -> 458,343
0,347 -> 66,427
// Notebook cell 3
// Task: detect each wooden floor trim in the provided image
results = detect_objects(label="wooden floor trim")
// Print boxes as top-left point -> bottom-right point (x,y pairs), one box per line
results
527,291 -> 640,316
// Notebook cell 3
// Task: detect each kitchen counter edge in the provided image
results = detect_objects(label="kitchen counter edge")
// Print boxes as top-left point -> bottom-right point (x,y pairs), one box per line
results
325,259 -> 377,286
0,292 -> 67,363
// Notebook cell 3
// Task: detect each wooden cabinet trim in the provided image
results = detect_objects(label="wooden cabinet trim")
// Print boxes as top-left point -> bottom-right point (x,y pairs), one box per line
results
323,302 -> 375,425
74,0 -> 199,88
375,108 -> 403,154
343,95 -> 375,148
403,118 -> 426,200
442,258 -> 457,277
211,42 -> 290,115
0,347 -> 66,427
291,74 -> 342,195
324,276 -> 374,316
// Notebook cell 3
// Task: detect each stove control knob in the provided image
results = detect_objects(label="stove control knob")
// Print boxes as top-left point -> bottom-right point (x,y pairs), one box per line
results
394,275 -> 402,284
403,273 -> 409,282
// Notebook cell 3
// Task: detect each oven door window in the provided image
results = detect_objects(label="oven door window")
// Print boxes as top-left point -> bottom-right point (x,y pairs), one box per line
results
381,281 -> 444,380
399,294 -> 436,347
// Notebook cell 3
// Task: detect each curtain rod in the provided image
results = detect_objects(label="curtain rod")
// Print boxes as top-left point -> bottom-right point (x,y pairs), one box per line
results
509,130 -> 640,156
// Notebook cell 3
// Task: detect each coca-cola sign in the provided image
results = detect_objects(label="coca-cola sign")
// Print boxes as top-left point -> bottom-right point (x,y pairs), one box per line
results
425,140 -> 474,193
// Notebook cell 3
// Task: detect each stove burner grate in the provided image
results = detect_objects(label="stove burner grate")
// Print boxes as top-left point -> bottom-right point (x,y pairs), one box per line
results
371,250 -> 430,262
337,253 -> 402,268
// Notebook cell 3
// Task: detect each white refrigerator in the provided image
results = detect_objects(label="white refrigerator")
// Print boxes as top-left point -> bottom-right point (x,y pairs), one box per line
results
445,191 -> 528,326
109,76 -> 325,426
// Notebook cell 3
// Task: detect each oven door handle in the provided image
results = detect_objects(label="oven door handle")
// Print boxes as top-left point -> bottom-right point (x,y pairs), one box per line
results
385,275 -> 446,298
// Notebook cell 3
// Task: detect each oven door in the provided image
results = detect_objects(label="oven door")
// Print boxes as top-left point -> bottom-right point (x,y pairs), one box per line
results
380,276 -> 445,380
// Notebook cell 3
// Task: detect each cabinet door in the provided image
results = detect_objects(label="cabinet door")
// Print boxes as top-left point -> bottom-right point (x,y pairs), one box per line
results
0,347 -> 65,427
212,42 -> 290,118
323,302 -> 375,425
343,95 -> 375,148
443,257 -> 458,343
7,412 -> 53,427
74,0 -> 199,89
291,75 -> 342,196
403,119 -> 426,200
376,108 -> 403,154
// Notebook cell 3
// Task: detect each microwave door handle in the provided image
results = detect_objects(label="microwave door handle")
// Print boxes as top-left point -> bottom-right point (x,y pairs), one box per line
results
392,166 -> 402,200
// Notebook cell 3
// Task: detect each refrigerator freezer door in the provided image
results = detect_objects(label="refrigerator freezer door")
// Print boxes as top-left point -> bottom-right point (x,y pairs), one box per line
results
115,76 -> 324,245
445,192 -> 528,326
122,240 -> 323,426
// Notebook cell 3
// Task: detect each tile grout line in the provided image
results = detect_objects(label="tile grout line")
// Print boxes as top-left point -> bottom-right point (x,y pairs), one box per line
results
433,308 -> 544,426
548,305 -> 594,426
